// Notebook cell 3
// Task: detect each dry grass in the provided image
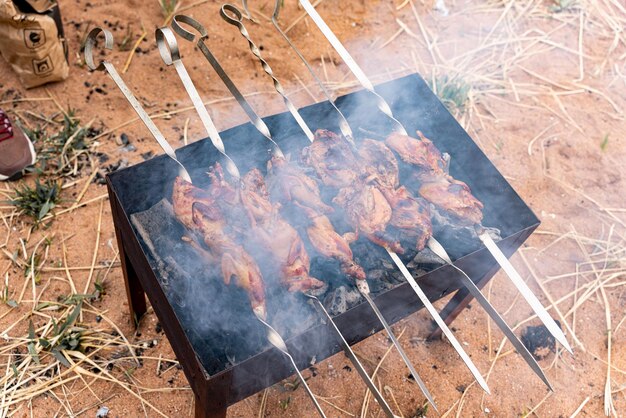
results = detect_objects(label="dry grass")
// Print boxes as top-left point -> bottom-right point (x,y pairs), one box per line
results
1,0 -> 625,416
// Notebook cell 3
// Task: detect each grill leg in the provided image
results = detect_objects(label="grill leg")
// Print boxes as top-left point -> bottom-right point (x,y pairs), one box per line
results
109,185 -> 147,327
194,395 -> 227,418
120,247 -> 147,327
427,262 -> 500,340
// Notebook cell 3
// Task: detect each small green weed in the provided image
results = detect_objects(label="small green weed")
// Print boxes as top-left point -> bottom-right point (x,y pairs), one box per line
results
550,0 -> 577,12
21,109 -> 95,177
8,178 -> 62,224
118,25 -> 136,52
279,396 -> 291,410
428,74 -> 471,117
158,0 -> 178,18
600,133 -> 609,151
1,274 -> 17,308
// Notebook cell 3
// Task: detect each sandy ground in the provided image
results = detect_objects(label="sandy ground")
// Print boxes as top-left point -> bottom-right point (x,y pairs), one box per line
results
1,0 -> 626,416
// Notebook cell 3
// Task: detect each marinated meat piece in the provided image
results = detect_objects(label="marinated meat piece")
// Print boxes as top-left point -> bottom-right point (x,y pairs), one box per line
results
206,163 -> 240,209
192,202 -> 267,320
385,131 -> 485,226
334,185 -> 403,253
302,129 -> 363,188
240,168 -> 274,225
380,186 -> 432,251
242,170 -> 325,293
265,157 -> 366,282
297,204 -> 366,281
358,139 -> 399,189
249,217 -> 326,293
385,131 -> 448,178
419,177 -> 484,226
172,176 -> 213,230
266,155 -> 333,214
204,163 -> 250,233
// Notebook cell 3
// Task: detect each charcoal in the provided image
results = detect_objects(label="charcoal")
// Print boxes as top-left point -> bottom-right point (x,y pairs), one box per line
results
323,285 -> 362,317
521,323 -> 558,360
409,248 -> 445,267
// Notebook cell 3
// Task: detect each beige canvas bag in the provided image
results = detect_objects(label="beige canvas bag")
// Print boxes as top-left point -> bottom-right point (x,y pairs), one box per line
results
0,0 -> 68,88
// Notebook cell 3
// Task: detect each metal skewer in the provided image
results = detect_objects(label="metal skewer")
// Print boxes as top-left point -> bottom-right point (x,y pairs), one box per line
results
305,293 -> 400,418
270,4 -> 353,143
171,15 -> 400,416
427,239 -> 553,390
299,0 -> 572,356
223,2 -> 489,395
155,27 -> 240,180
290,0 -> 490,393
171,15 -> 283,158
241,0 -> 256,22
84,27 -> 327,417
297,0 -> 406,136
84,28 -> 191,183
270,1 -> 552,390
256,317 -> 327,417
218,5 -> 442,408
221,4 -> 314,142
477,230 -> 572,353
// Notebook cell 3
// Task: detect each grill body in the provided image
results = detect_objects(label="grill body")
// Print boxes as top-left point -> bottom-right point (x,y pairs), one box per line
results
106,73 -> 539,417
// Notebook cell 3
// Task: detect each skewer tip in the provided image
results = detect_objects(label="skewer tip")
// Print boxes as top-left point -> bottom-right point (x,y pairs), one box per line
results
561,337 -> 574,355
481,382 -> 491,395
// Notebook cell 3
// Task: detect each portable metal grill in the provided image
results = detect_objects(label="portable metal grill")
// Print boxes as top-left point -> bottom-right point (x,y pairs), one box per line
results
106,73 -> 539,417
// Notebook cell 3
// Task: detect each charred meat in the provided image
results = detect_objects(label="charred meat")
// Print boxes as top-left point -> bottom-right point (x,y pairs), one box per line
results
192,202 -> 267,319
379,186 -> 432,251
385,131 -> 484,226
302,129 -> 363,188
242,169 -> 326,293
266,155 -> 367,282
385,131 -> 448,178
358,138 -> 399,189
297,204 -> 366,281
266,155 -> 333,214
418,176 -> 484,226
334,184 -> 403,253
172,176 -> 267,320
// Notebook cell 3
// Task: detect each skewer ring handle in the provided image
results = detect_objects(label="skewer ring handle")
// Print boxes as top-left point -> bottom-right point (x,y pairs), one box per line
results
84,27 -> 113,71
220,4 -> 244,25
171,14 -> 208,42
155,27 -> 181,65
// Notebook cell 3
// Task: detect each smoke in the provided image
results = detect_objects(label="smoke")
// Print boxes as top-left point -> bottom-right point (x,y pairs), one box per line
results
112,0 -> 542,380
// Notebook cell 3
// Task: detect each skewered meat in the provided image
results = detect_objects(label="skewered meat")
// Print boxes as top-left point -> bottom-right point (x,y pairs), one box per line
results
242,169 -> 326,293
302,129 -> 363,188
358,138 -> 399,189
266,156 -> 367,282
418,177 -> 484,226
379,186 -> 432,251
206,163 -> 240,207
296,204 -> 366,281
356,138 -> 432,249
385,131 -> 484,226
172,176 -> 267,320
334,185 -> 403,253
385,131 -> 448,178
192,202 -> 267,319
172,176 -> 213,230
266,155 -> 333,214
